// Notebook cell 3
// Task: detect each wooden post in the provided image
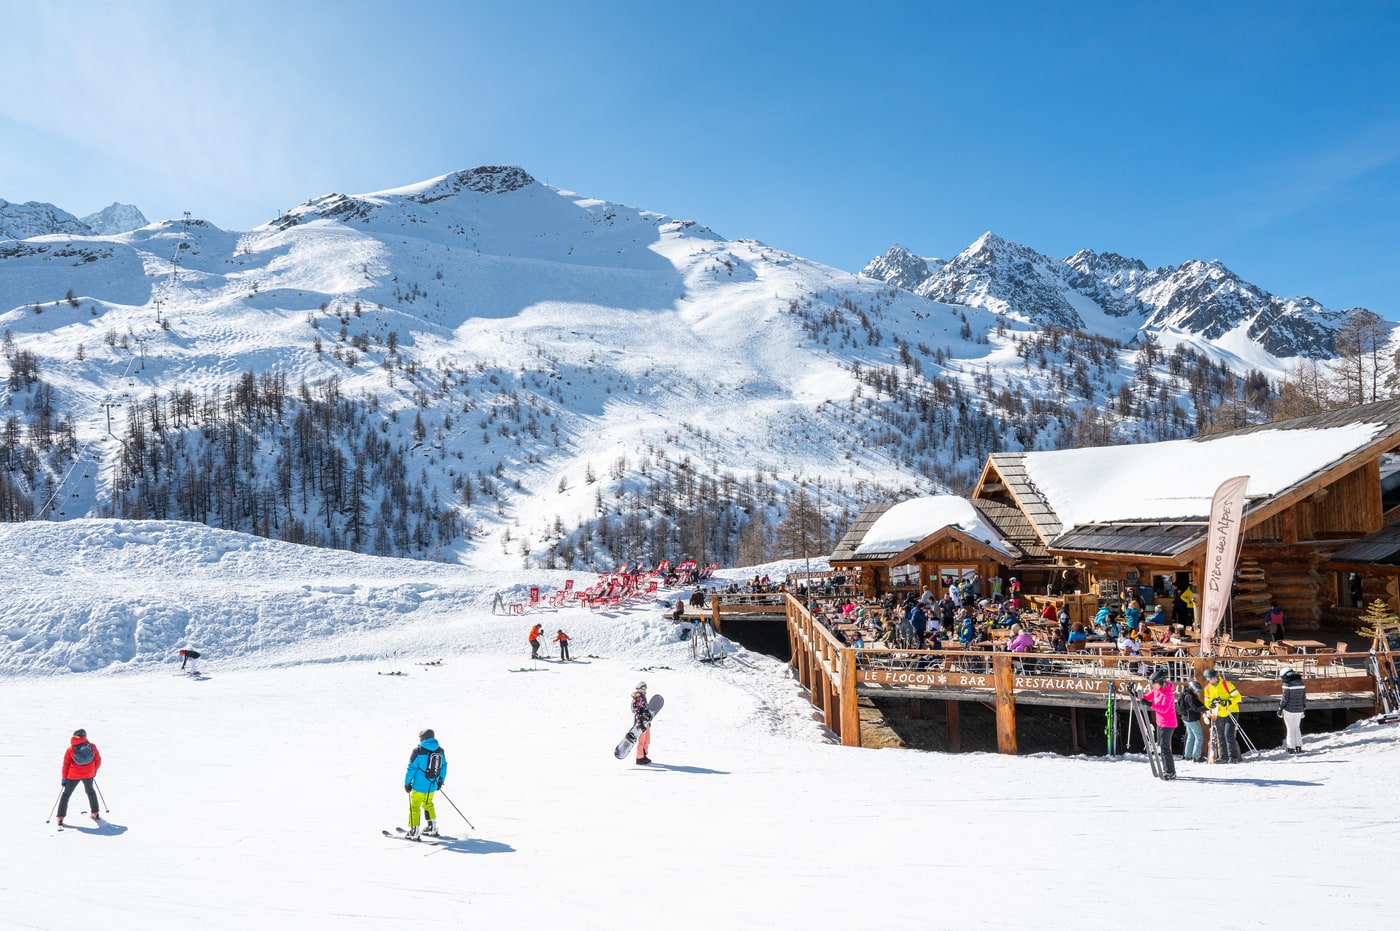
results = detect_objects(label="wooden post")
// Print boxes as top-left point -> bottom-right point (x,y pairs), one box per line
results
1070,706 -> 1081,753
992,653 -> 1018,755
945,700 -> 961,752
839,651 -> 861,747
710,594 -> 722,634
910,697 -> 923,720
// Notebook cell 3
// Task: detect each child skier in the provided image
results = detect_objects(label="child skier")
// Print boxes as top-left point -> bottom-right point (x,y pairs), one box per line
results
57,728 -> 102,825
402,729 -> 447,840
554,629 -> 572,661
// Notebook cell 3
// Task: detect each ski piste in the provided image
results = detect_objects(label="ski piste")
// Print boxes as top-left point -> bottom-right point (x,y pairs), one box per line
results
1126,686 -> 1166,779
615,694 -> 663,759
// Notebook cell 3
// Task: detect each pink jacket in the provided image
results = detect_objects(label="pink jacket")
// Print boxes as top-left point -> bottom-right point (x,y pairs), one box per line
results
1143,683 -> 1178,727
1007,632 -> 1035,653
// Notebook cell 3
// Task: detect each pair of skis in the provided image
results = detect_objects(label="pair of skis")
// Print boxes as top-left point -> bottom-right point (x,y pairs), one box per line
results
1124,685 -> 1172,780
383,826 -> 455,845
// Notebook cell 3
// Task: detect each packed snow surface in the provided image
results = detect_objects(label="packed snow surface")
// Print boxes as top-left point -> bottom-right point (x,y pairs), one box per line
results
1,520 -> 1396,929
1023,423 -> 1384,526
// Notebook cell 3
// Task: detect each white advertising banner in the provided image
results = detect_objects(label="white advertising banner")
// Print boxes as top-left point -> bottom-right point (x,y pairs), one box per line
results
1198,475 -> 1250,653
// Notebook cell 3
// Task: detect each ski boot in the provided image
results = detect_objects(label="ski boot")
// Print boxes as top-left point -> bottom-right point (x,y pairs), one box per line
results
91,812 -> 100,821
636,756 -> 651,765
405,825 -> 421,841
423,819 -> 439,838
56,816 -> 64,826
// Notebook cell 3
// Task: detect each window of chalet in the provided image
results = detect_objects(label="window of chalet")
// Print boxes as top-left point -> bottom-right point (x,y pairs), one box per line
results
1338,571 -> 1365,609
890,564 -> 918,588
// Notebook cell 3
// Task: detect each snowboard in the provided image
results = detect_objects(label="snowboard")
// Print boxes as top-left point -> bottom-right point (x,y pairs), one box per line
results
614,694 -> 664,759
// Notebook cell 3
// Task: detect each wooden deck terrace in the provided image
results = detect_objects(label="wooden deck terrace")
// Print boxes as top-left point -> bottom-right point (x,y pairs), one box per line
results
776,594 -> 1379,753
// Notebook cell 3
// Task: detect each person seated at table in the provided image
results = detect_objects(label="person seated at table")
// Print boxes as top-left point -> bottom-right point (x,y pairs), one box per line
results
926,625 -> 942,650
1007,624 -> 1035,653
1117,627 -> 1141,655
1049,629 -> 1066,653
1093,604 -> 1112,628
1067,623 -> 1088,646
975,623 -> 993,646
1147,603 -> 1166,627
850,631 -> 866,649
1040,600 -> 1059,624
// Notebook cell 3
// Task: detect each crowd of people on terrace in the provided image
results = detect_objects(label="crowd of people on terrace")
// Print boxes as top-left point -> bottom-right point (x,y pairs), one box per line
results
802,574 -> 1196,657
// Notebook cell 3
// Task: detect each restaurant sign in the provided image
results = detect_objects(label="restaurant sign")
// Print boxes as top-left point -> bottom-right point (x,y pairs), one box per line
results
860,669 -> 1117,693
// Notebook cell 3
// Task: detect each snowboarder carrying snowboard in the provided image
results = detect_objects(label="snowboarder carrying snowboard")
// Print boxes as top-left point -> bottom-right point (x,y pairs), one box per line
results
632,682 -> 654,765
178,648 -> 201,674
555,629 -> 572,661
57,728 -> 102,826
528,624 -> 544,659
403,729 -> 447,841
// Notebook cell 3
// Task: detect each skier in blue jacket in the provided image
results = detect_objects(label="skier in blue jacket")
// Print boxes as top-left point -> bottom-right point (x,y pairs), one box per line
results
403,729 -> 447,840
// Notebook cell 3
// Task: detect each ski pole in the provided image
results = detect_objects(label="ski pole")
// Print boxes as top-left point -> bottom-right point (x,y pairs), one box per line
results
94,779 -> 110,813
46,787 -> 64,823
436,790 -> 475,831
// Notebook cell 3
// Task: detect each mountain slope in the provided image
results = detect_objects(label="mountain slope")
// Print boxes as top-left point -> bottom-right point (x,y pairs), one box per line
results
0,167 -> 1325,568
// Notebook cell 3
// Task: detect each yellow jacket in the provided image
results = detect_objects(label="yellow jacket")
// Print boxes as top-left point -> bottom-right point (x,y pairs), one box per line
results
1203,677 -> 1241,717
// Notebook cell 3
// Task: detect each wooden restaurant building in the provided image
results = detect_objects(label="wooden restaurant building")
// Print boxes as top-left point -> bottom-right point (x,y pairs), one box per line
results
831,398 -> 1400,635
786,400 -> 1400,753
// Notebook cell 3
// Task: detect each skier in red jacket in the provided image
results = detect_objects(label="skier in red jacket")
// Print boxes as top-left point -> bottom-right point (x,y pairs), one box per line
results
58,729 -> 102,825
528,623 -> 544,659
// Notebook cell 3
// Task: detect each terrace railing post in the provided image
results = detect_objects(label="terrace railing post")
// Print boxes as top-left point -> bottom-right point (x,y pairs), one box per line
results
993,653 -> 1019,755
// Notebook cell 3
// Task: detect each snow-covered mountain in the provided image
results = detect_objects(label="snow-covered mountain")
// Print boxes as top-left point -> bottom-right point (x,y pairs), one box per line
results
0,197 -> 93,240
80,202 -> 148,235
0,166 -> 1363,568
863,233 -> 1356,358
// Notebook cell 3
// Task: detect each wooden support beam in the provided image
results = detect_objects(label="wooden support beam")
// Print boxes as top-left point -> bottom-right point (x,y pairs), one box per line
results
839,652 -> 861,747
910,697 -> 923,720
945,700 -> 961,753
992,654 -> 1019,755
1070,706 -> 1081,754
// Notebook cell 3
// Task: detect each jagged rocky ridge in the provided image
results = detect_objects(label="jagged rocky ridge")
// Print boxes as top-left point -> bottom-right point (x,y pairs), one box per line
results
863,233 -> 1354,357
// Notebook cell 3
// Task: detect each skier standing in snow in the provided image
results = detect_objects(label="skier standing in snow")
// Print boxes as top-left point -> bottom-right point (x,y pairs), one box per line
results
632,682 -> 653,765
528,623 -> 544,659
1140,669 -> 1178,779
1278,666 -> 1307,753
178,648 -> 201,674
1176,680 -> 1209,762
402,729 -> 446,841
1203,668 -> 1243,763
57,728 -> 102,826
555,629 -> 572,662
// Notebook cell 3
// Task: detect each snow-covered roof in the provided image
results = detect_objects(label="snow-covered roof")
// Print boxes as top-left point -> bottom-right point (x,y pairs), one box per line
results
853,495 -> 1016,558
1022,422 -> 1386,527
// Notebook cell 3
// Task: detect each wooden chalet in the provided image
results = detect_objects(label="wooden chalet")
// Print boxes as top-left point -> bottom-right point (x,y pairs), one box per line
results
829,496 -> 1024,601
842,397 -> 1400,634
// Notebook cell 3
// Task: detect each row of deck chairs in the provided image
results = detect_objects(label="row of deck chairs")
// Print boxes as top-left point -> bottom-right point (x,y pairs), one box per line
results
509,560 -> 719,613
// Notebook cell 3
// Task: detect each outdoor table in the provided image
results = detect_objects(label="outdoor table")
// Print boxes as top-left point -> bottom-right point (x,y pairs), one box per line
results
1281,639 -> 1326,653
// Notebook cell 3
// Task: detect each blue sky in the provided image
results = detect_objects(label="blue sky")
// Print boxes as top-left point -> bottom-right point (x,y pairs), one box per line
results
2,0 -> 1398,316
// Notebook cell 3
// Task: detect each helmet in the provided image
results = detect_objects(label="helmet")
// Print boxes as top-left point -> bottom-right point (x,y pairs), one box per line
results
635,681 -> 647,691
1279,665 -> 1294,678
1149,668 -> 1169,685
73,728 -> 87,738
1203,668 -> 1219,680
419,729 -> 435,740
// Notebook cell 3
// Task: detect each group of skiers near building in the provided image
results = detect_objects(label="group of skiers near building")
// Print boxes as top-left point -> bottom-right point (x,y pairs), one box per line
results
1134,664 -> 1309,777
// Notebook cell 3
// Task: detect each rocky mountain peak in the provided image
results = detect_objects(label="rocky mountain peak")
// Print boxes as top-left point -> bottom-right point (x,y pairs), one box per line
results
0,198 -> 91,240
80,203 -> 148,236
860,244 -> 936,291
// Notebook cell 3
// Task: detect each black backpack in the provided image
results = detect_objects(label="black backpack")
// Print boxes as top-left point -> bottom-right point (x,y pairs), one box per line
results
71,742 -> 94,767
420,748 -> 442,782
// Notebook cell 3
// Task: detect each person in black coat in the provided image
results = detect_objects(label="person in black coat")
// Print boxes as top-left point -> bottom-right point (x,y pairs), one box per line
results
1278,666 -> 1308,753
